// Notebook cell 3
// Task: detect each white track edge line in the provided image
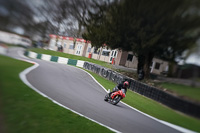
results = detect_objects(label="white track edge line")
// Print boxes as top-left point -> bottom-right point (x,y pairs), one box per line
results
20,51 -> 196,133
18,59 -> 120,133
76,67 -> 196,133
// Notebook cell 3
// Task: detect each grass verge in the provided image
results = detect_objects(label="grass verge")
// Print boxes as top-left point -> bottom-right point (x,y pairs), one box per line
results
29,48 -> 112,68
27,48 -> 200,131
29,48 -> 200,103
158,82 -> 200,102
83,69 -> 200,132
0,55 -> 112,133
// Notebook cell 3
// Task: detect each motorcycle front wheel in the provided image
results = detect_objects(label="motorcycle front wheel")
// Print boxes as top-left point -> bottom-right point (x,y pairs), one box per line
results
111,95 -> 121,105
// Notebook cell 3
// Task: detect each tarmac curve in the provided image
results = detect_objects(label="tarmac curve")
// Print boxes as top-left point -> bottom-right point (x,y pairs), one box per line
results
6,47 -> 194,133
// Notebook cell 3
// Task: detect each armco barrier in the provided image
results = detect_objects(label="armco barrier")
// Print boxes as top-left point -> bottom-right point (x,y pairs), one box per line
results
24,51 -> 200,118
83,62 -> 200,118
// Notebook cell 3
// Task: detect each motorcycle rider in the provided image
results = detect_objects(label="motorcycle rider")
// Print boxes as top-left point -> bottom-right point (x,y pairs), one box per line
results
109,81 -> 129,97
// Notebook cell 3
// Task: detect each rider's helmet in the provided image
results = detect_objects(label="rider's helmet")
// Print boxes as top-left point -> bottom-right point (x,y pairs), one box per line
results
123,81 -> 129,88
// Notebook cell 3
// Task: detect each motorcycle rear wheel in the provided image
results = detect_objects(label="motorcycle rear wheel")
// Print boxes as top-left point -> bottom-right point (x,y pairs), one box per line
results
104,94 -> 109,101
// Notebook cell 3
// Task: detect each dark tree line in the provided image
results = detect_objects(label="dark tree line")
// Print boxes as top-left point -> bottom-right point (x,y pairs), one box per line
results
0,0 -> 200,79
81,0 -> 200,79
0,0 -> 95,40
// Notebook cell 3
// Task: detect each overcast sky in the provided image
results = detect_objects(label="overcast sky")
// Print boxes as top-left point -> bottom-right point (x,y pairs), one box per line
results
0,0 -> 199,66
185,54 -> 200,66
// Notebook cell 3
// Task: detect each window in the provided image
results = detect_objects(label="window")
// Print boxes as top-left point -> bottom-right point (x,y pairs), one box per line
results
110,57 -> 113,62
111,50 -> 117,57
64,43 -> 67,48
76,51 -> 80,55
102,51 -> 110,56
114,51 -> 117,57
127,54 -> 133,61
101,49 -> 110,56
93,47 -> 99,54
21,38 -> 29,43
69,44 -> 74,49
155,62 -> 160,70
150,62 -> 153,68
87,47 -> 91,52
111,51 -> 114,56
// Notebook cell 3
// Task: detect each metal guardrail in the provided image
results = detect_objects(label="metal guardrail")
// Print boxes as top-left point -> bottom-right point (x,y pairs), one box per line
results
83,62 -> 200,118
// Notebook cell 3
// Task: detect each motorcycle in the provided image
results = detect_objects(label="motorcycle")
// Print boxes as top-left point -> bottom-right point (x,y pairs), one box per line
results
104,89 -> 126,105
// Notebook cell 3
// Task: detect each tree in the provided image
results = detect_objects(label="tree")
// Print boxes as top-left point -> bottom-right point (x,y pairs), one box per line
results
82,0 -> 200,79
0,0 -> 35,33
0,0 -> 94,41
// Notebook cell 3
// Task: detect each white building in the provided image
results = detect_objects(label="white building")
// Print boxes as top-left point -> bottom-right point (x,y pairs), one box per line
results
49,34 -> 169,75
0,30 -> 32,47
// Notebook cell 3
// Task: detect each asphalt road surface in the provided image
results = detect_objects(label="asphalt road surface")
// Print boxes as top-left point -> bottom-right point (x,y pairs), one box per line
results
6,47 -> 181,133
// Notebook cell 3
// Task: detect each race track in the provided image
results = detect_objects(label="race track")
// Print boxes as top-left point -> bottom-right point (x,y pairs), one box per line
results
7,47 -> 182,133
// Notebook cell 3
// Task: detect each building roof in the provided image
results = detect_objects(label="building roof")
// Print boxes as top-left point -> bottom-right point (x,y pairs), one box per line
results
49,34 -> 89,43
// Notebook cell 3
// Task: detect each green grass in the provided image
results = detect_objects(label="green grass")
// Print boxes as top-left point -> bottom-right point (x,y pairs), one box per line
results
83,69 -> 200,132
28,48 -> 200,131
29,48 -> 112,68
159,82 -> 200,102
1,43 -> 27,48
29,48 -> 200,102
0,55 -> 112,133
84,69 -> 117,90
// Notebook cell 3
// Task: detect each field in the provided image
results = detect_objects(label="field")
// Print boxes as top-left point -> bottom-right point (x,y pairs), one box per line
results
1,48 -> 200,132
30,48 -> 200,102
0,55 -> 112,133
158,82 -> 200,102
85,69 -> 200,132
